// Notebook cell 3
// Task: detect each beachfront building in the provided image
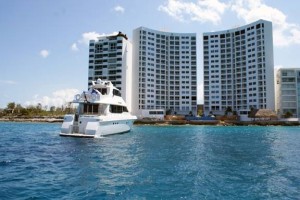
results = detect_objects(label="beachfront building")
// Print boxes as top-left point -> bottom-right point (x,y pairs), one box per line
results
132,27 -> 197,118
88,32 -> 133,111
276,68 -> 300,118
203,19 -> 275,116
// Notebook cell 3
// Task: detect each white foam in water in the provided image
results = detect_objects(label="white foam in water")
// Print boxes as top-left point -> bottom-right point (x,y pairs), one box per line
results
94,134 -> 104,139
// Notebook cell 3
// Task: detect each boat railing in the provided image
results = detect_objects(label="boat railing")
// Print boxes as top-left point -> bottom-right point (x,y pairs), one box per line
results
74,92 -> 100,102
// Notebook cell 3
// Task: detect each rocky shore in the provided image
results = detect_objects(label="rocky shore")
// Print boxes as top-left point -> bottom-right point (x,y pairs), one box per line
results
0,117 -> 299,126
134,119 -> 300,126
0,116 -> 63,123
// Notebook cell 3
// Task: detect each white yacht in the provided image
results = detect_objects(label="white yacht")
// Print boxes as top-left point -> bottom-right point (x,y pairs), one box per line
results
60,79 -> 137,138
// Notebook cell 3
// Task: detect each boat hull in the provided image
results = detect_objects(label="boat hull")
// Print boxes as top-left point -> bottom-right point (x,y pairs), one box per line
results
95,123 -> 131,137
59,133 -> 95,138
60,115 -> 135,138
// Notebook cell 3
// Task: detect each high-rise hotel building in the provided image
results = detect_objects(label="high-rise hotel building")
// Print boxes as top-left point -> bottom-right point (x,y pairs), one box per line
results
132,27 -> 197,117
203,19 -> 275,115
88,32 -> 133,111
276,68 -> 300,118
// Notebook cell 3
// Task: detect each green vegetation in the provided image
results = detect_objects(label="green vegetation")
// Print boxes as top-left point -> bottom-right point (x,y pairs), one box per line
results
0,102 -> 75,118
284,111 -> 293,118
224,106 -> 233,116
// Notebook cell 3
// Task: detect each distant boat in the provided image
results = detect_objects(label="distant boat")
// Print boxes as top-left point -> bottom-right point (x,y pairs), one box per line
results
60,79 -> 137,138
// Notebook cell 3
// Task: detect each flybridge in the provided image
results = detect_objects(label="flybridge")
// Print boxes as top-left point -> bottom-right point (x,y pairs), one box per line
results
73,79 -> 122,103
92,78 -> 113,87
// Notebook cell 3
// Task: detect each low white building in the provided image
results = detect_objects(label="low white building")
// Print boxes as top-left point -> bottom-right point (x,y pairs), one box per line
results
276,68 -> 300,118
141,109 -> 165,120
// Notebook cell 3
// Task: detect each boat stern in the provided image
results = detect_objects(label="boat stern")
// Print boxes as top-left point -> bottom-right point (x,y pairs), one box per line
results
61,114 -> 75,134
60,115 -> 100,138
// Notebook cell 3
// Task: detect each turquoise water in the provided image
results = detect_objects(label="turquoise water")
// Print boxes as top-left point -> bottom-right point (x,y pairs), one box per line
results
0,122 -> 300,199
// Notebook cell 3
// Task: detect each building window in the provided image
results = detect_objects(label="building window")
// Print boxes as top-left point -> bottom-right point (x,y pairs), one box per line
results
109,43 -> 116,51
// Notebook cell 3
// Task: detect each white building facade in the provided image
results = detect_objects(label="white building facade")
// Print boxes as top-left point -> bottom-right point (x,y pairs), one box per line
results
203,19 -> 275,116
276,68 -> 300,118
132,27 -> 197,117
88,32 -> 133,111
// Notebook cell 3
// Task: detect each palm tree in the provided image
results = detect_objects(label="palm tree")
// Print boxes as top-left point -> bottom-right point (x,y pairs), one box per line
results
225,106 -> 232,116
15,104 -> 23,114
284,111 -> 293,118
6,102 -> 16,114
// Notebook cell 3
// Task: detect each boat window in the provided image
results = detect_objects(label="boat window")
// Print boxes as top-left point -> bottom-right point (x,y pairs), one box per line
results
96,88 -> 107,95
83,104 -> 99,114
99,104 -> 106,115
113,89 -> 121,97
110,105 -> 128,113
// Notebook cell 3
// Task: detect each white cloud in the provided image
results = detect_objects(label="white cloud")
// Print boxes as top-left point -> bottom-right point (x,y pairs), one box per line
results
114,5 -> 125,13
159,0 -> 300,47
24,89 -> 79,109
231,0 -> 300,46
158,0 -> 228,24
78,32 -> 102,45
71,43 -> 79,51
72,31 -> 118,51
40,49 -> 50,58
70,32 -> 102,52
0,80 -> 17,85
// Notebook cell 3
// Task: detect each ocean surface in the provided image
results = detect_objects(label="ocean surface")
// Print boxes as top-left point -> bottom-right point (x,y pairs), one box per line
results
0,122 -> 299,199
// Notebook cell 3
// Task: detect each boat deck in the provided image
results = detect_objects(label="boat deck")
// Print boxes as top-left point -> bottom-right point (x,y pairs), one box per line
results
59,133 -> 95,138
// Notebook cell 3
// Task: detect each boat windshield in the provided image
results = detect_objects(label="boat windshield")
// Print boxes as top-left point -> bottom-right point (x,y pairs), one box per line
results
78,104 -> 99,115
96,88 -> 107,95
78,103 -> 107,115
113,89 -> 121,97
110,105 -> 128,113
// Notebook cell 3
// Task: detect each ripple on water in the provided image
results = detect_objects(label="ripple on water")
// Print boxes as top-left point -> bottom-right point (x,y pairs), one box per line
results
0,123 -> 300,199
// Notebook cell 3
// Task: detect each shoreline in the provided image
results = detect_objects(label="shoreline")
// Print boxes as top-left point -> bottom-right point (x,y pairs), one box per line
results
0,117 -> 63,123
0,117 -> 299,126
134,119 -> 300,126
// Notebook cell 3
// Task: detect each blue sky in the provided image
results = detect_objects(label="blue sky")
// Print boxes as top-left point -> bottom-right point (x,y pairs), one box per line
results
1,0 -> 300,109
